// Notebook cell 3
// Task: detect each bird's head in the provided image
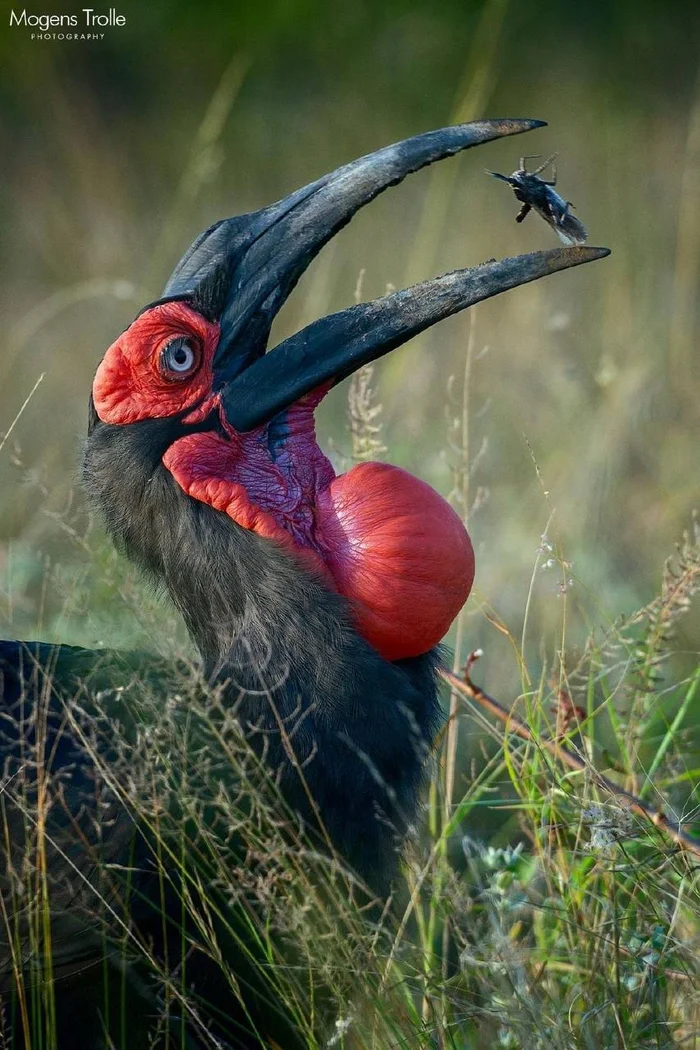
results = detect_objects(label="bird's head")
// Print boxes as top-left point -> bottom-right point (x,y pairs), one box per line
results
86,121 -> 607,662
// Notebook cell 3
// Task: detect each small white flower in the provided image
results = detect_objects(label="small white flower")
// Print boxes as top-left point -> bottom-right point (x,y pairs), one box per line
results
582,803 -> 635,851
326,1015 -> 354,1047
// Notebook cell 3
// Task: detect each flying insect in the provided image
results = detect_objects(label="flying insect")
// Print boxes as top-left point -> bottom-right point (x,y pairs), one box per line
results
487,153 -> 588,245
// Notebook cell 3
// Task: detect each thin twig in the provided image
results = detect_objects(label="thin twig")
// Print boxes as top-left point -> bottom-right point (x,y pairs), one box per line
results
438,662 -> 700,861
0,373 -> 45,457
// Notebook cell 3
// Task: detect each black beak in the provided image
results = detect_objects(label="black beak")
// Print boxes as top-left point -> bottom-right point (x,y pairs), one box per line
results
162,120 -> 610,433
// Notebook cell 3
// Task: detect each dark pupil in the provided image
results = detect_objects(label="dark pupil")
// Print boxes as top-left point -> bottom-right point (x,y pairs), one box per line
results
163,338 -> 193,370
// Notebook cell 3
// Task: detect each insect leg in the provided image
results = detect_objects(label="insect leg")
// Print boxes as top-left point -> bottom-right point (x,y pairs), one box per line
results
531,152 -> 558,176
515,202 -> 532,223
519,154 -> 543,172
542,161 -> 558,186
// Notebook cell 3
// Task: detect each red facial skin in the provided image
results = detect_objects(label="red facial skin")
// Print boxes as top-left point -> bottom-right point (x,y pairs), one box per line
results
93,302 -> 220,425
94,302 -> 475,661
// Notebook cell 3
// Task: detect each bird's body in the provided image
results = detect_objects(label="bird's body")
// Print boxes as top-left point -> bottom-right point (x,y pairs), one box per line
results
0,382 -> 446,1049
0,620 -> 439,1047
0,120 -> 607,1047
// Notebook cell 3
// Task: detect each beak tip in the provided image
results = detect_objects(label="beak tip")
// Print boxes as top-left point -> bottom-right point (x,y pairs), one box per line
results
499,118 -> 547,133
574,245 -> 612,262
540,245 -> 611,273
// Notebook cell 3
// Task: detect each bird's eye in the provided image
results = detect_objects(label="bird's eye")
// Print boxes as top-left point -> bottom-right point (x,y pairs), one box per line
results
159,337 -> 199,379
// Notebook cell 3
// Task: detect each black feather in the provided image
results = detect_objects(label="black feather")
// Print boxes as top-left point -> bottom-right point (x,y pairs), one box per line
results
0,414 -> 442,1048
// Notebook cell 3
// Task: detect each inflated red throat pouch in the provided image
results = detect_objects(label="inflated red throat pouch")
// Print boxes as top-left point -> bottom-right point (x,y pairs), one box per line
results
164,399 -> 475,662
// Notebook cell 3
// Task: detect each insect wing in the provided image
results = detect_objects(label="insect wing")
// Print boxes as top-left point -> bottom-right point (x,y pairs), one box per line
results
557,211 -> 588,246
541,186 -> 588,246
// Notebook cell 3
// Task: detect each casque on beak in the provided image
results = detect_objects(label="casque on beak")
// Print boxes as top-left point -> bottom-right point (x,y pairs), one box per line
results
160,119 -> 610,433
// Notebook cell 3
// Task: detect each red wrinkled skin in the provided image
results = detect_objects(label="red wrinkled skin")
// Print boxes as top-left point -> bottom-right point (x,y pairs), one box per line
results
93,302 -> 220,425
96,302 -> 475,660
163,386 -> 337,586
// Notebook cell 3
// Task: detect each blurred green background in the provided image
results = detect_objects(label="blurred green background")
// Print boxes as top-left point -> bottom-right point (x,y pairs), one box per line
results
0,0 -> 698,698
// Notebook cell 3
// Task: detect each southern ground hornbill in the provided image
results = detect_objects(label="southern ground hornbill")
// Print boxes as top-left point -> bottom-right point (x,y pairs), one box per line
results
0,120 -> 607,1048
